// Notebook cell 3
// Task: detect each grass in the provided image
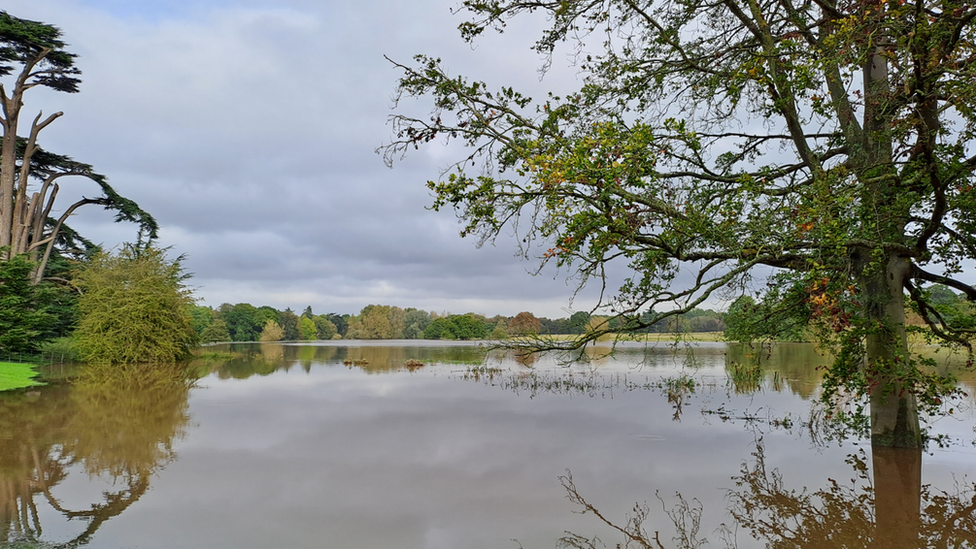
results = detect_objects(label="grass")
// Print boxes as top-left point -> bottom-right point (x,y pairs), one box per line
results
0,361 -> 45,391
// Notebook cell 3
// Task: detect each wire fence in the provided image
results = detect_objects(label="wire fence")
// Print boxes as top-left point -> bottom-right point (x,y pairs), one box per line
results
0,350 -> 77,365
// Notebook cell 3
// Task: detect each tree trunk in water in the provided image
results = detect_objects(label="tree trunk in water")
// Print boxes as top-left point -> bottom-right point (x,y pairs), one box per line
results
863,255 -> 922,448
872,446 -> 922,548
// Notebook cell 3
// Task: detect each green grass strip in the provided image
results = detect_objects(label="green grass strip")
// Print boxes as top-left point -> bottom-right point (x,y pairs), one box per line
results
0,361 -> 45,392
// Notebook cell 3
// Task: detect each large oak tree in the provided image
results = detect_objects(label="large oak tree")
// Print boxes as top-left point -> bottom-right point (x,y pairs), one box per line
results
383,0 -> 976,446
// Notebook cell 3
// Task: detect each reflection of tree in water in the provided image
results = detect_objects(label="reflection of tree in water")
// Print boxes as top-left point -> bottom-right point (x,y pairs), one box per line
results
556,440 -> 976,549
727,443 -> 976,549
0,363 -> 193,547
340,345 -> 488,373
200,342 -> 489,378
725,343 -> 829,398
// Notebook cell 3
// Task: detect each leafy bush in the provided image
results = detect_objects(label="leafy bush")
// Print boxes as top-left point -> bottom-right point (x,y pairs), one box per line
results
74,245 -> 198,364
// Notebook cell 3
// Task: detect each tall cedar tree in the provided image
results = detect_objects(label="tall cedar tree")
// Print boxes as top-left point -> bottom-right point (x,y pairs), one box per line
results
0,11 -> 155,283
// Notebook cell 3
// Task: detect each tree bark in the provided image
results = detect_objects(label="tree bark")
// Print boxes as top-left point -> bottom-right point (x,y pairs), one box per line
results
859,30 -> 922,448
862,255 -> 922,447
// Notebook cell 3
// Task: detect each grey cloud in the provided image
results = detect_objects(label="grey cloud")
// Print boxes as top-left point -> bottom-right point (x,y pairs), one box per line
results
6,0 -> 626,317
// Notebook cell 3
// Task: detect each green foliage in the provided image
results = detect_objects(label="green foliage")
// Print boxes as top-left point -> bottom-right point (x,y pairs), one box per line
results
0,11 -> 80,92
313,315 -> 337,339
256,305 -> 279,325
36,252 -> 81,338
423,314 -> 488,340
359,304 -> 396,338
344,305 -> 432,339
490,318 -> 509,339
74,245 -> 198,364
37,336 -> 81,362
403,308 -> 431,339
566,311 -> 590,335
0,253 -> 55,352
724,291 -> 809,344
325,313 -> 348,336
200,319 -> 231,343
0,12 -> 157,273
299,316 -> 317,340
189,305 -> 214,334
423,317 -> 453,340
278,309 -> 300,340
912,284 -> 976,333
222,303 -> 262,342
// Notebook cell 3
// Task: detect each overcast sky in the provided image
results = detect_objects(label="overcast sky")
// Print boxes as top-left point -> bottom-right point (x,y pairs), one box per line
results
3,0 -> 682,318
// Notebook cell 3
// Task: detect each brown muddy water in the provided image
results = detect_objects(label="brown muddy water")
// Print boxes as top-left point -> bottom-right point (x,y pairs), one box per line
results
2,341 -> 975,548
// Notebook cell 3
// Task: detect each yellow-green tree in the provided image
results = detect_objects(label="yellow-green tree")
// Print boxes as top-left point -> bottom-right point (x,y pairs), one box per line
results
360,304 -> 395,339
299,316 -> 317,340
259,319 -> 284,342
74,245 -> 197,363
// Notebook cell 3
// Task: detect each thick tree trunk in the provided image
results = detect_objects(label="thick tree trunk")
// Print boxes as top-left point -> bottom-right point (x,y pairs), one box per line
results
862,254 -> 922,448
858,28 -> 922,448
0,94 -> 19,253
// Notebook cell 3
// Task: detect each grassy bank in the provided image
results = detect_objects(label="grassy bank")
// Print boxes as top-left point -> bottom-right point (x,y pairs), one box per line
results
0,361 -> 44,391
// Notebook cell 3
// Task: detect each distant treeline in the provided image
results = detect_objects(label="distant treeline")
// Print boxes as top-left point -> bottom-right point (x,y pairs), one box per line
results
193,303 -> 727,343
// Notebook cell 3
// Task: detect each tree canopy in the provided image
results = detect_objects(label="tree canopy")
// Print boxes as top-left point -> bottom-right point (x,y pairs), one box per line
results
384,0 -> 976,446
0,11 -> 155,284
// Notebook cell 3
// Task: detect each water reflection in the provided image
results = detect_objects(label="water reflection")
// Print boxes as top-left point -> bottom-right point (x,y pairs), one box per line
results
724,343 -> 829,397
1,342 -> 974,548
0,364 -> 192,547
196,341 -> 488,378
560,440 -> 975,549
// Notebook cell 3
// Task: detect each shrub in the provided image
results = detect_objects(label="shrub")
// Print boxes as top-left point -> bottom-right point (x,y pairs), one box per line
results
74,245 -> 198,364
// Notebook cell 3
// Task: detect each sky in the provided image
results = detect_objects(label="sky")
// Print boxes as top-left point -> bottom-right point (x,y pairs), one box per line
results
3,0 -> 683,319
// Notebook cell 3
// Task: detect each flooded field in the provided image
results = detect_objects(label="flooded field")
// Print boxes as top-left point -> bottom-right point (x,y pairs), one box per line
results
1,341 -> 975,548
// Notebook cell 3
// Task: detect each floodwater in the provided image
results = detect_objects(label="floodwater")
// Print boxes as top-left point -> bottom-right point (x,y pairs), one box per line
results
2,341 -> 975,548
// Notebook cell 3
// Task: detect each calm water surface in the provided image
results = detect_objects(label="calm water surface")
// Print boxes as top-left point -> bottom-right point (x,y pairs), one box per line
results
2,341 -> 975,548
